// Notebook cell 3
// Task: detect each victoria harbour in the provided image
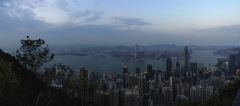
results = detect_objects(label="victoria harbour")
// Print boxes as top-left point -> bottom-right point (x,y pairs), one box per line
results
50,49 -> 222,73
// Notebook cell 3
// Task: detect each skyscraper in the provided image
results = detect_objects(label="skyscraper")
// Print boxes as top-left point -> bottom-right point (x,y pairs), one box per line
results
79,67 -> 88,105
80,67 -> 88,80
229,54 -> 236,74
166,57 -> 172,79
147,64 -> 154,80
123,65 -> 129,88
176,62 -> 181,78
134,44 -> 138,59
136,67 -> 140,75
184,46 -> 190,73
123,65 -> 129,75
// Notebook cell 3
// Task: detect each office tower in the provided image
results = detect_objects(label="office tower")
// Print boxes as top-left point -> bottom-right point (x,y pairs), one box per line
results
176,62 -> 181,78
89,72 -> 97,84
184,46 -> 190,74
156,71 -> 162,83
166,57 -> 172,79
230,54 -> 237,74
136,67 -> 140,75
134,44 -> 138,59
128,75 -> 138,89
229,51 -> 240,75
171,57 -> 178,71
79,67 -> 89,105
123,65 -> 129,88
123,65 -> 129,75
137,76 -> 145,95
190,62 -> 198,78
147,64 -> 154,80
190,63 -> 197,73
80,67 -> 88,80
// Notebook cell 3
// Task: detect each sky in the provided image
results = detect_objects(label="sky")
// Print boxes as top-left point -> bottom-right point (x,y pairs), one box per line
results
0,0 -> 240,48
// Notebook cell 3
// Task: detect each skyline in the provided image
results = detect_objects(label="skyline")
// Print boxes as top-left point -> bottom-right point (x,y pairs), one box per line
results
1,0 -> 240,48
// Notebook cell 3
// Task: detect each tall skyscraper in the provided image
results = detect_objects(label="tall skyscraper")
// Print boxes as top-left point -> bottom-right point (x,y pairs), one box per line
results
134,44 -> 138,59
166,57 -> 172,79
184,46 -> 190,73
123,65 -> 129,88
147,64 -> 154,80
229,54 -> 237,74
123,65 -> 129,75
80,67 -> 88,80
136,67 -> 140,75
190,63 -> 198,73
79,67 -> 88,105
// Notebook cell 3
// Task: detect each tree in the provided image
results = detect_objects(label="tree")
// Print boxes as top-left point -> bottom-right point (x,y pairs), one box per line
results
16,36 -> 54,72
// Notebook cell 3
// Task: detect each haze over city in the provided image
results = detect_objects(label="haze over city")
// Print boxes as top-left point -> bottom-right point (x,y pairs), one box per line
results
0,0 -> 240,48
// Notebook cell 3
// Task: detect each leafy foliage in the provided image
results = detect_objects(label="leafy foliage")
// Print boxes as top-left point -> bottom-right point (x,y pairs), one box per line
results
16,36 -> 54,72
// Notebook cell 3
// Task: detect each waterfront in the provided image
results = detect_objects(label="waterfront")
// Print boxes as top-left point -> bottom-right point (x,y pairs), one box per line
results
49,49 -> 223,73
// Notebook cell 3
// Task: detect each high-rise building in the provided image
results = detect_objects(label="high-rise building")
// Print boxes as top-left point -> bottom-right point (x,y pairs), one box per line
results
80,67 -> 88,80
175,62 -> 181,78
136,67 -> 140,75
230,54 -> 238,75
184,46 -> 190,73
171,57 -> 178,71
123,65 -> 129,75
134,44 -> 138,59
123,65 -> 129,88
147,64 -> 154,80
166,57 -> 172,79
190,62 -> 198,78
79,67 -> 89,105
190,63 -> 198,73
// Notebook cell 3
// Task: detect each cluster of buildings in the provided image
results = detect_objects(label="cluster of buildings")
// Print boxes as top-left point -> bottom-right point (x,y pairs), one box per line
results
76,46 -> 240,106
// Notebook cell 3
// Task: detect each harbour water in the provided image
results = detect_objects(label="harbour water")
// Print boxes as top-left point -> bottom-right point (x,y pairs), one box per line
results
49,49 -> 223,73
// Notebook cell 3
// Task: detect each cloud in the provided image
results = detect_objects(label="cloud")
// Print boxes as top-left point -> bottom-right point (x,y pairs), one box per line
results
194,25 -> 240,38
111,17 -> 151,28
0,0 -> 240,48
85,11 -> 103,22
196,25 -> 240,33
0,0 -> 150,29
0,0 -> 104,25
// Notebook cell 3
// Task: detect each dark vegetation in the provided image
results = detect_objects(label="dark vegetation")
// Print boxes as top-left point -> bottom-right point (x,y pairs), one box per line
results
0,36 -> 93,106
0,49 -> 71,106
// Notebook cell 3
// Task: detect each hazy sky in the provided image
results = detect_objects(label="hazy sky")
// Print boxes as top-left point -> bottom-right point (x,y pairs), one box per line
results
0,0 -> 240,48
